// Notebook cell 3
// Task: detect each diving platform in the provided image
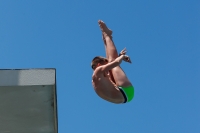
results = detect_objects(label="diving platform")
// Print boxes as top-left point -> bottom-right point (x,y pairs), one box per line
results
0,69 -> 58,133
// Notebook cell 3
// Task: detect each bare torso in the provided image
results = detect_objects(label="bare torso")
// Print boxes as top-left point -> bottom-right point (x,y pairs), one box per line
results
92,71 -> 125,103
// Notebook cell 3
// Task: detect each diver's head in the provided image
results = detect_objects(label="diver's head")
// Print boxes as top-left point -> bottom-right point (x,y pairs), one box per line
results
91,56 -> 108,70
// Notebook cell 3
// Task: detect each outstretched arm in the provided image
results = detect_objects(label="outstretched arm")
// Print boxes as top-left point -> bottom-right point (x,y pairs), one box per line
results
94,55 -> 127,75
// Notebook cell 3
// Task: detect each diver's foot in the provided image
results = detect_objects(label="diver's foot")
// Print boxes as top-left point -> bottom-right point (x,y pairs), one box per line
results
98,20 -> 112,38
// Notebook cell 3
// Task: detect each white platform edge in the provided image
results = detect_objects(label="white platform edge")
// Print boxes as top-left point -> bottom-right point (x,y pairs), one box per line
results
0,69 -> 55,86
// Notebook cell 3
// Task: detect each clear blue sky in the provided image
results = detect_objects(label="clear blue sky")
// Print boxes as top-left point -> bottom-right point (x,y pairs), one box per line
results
0,1 -> 199,133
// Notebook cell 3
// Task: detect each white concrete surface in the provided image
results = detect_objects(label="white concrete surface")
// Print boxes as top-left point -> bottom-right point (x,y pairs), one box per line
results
0,69 -> 58,133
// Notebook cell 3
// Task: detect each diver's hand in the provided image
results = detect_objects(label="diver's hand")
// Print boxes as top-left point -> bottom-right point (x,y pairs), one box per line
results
119,48 -> 127,55
119,48 -> 132,63
123,55 -> 132,63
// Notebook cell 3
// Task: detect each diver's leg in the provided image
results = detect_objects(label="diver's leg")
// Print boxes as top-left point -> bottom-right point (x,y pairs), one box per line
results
98,20 -> 132,87
98,20 -> 117,62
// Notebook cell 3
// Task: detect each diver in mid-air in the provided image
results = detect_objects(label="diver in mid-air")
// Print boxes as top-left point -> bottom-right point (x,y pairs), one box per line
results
91,20 -> 134,104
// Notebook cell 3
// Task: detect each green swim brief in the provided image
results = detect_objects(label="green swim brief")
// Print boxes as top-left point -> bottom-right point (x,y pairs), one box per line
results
118,86 -> 134,103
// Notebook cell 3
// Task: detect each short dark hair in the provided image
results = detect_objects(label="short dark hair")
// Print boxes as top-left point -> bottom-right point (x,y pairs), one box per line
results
91,56 -> 108,70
